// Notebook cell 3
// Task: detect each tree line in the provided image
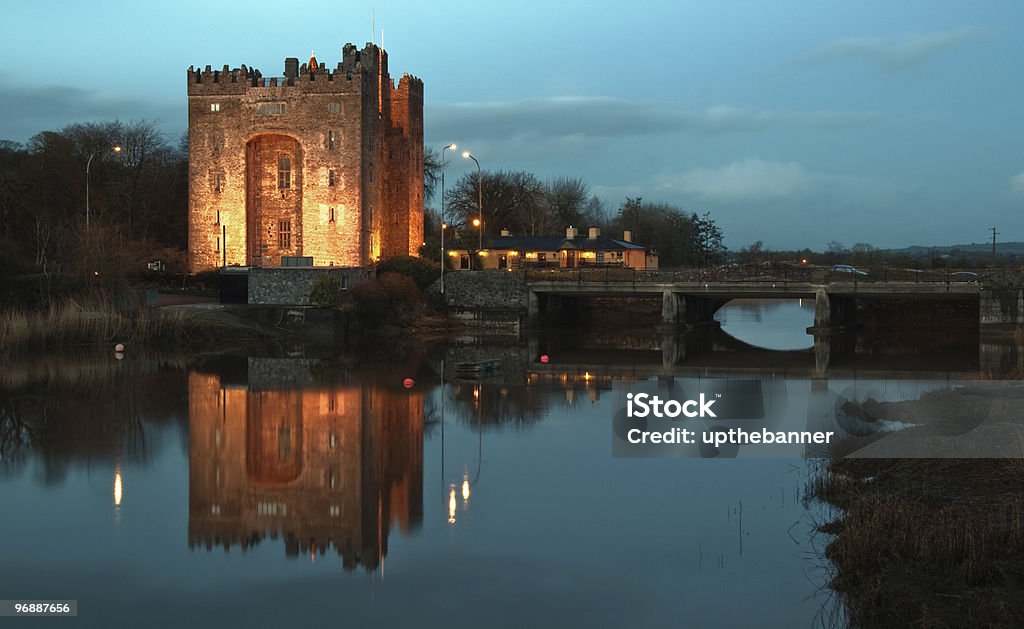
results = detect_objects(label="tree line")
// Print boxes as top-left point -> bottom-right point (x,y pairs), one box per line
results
0,120 -> 188,302
422,147 -> 728,267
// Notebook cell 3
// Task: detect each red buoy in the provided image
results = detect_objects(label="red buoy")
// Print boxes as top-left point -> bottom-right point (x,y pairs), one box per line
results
540,354 -> 549,364
403,378 -> 415,389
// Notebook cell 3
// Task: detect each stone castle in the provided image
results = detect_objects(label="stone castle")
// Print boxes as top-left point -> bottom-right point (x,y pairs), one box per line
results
187,43 -> 424,272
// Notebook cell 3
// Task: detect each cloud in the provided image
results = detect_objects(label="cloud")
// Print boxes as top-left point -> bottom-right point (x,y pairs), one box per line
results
799,27 -> 986,70
654,158 -> 811,200
426,97 -> 877,144
0,81 -> 182,141
1011,171 -> 1024,195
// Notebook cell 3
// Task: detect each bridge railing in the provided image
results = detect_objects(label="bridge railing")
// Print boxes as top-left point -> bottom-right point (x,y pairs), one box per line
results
523,266 -> 1015,285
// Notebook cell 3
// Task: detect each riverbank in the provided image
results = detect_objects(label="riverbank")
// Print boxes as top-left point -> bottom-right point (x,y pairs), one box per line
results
815,386 -> 1024,627
814,458 -> 1024,627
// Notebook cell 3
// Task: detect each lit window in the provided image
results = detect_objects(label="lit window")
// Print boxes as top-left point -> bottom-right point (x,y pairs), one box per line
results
278,155 -> 291,189
278,220 -> 291,249
256,102 -> 286,115
210,103 -> 220,112
328,130 -> 336,150
328,102 -> 340,113
328,169 -> 336,187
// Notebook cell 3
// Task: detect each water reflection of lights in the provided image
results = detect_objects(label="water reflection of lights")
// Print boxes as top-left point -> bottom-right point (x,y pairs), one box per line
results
441,362 -> 483,526
114,469 -> 123,507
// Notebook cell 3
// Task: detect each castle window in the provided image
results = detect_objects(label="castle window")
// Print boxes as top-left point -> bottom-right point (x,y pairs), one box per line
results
278,155 -> 291,189
215,237 -> 220,253
210,103 -> 221,112
278,220 -> 291,249
215,210 -> 220,226
369,163 -> 374,182
329,207 -> 335,223
328,130 -> 336,150
328,169 -> 336,187
256,102 -> 286,115
328,102 -> 340,113
214,172 -> 224,192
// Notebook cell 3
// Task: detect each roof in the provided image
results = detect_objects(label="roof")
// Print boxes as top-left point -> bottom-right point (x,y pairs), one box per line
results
485,234 -> 649,252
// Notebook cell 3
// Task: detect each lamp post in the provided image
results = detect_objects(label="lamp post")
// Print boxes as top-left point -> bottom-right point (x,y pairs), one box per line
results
86,145 -> 122,229
440,143 -> 456,294
463,151 -> 482,268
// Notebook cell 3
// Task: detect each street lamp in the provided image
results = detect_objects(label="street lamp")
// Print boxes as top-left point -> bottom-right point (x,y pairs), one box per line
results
86,145 -> 122,229
440,143 -> 456,294
463,151 -> 482,268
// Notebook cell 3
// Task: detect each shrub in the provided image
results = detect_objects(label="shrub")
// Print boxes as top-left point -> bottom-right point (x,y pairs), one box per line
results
309,273 -> 343,307
376,255 -> 439,290
351,272 -> 423,327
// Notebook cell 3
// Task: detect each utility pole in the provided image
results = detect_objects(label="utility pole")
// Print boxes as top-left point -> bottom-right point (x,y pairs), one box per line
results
991,227 -> 999,268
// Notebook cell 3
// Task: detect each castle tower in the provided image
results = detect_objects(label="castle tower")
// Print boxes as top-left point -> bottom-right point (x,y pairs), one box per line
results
186,43 -> 424,272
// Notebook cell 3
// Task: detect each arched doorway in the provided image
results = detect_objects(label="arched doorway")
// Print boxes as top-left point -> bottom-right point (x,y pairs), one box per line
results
246,134 -> 303,266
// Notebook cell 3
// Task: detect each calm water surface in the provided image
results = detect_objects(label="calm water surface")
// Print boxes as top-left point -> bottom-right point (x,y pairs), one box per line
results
0,299 -> 996,628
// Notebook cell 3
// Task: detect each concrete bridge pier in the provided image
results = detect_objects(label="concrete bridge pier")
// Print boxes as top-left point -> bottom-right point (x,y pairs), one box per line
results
527,290 -> 539,322
661,291 -> 718,327
810,289 -> 858,333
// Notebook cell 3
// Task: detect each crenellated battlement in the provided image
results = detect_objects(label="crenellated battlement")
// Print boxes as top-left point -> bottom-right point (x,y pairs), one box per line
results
187,43 -> 392,93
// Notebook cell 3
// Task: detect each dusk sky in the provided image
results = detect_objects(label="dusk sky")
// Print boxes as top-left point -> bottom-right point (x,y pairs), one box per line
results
2,1 -> 1022,250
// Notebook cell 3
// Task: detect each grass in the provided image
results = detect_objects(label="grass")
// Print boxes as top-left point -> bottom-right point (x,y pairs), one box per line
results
0,296 -> 257,356
812,456 -> 1024,627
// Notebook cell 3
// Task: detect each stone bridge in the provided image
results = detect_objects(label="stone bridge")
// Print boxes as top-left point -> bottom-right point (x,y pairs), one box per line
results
518,268 -> 1024,331
437,267 -> 1024,331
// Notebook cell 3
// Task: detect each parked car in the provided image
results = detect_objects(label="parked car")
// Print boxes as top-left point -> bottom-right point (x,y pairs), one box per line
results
830,264 -> 869,277
949,271 -> 981,282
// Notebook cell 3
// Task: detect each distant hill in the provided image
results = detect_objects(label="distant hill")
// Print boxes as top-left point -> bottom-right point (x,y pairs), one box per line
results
885,242 -> 1024,256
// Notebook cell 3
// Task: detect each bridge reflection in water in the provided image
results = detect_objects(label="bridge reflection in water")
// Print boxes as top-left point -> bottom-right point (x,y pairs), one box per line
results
187,360 -> 424,571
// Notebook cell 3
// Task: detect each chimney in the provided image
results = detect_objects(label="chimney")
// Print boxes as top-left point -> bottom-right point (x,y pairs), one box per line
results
500,228 -> 510,237
623,230 -> 632,242
588,227 -> 601,239
566,226 -> 578,238
284,57 -> 299,79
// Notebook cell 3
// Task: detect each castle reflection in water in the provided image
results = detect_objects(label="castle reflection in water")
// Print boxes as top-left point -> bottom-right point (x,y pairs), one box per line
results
187,359 -> 423,571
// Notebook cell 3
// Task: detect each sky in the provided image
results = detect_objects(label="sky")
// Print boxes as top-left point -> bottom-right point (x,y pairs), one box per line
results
1,0 -> 1022,251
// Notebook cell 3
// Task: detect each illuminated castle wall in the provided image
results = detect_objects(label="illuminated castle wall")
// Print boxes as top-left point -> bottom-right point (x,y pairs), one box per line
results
187,43 -> 424,271
187,367 -> 423,570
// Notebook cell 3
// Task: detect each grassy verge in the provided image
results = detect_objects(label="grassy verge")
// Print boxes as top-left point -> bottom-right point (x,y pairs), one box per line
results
0,298 -> 263,356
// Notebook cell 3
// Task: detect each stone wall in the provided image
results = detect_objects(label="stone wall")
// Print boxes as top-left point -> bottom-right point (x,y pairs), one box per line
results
247,267 -> 372,305
434,270 -> 529,310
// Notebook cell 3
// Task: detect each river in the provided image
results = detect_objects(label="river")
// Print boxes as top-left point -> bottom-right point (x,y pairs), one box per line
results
0,299 -> 1010,627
